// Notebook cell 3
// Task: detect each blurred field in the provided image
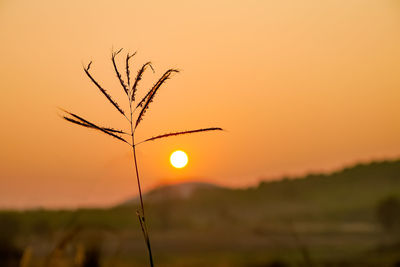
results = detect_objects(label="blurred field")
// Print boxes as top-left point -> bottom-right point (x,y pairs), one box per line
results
2,159 -> 400,266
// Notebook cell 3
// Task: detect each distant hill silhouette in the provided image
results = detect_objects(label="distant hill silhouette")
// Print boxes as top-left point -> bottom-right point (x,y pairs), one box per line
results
117,159 -> 400,225
2,159 -> 400,230
121,182 -> 221,205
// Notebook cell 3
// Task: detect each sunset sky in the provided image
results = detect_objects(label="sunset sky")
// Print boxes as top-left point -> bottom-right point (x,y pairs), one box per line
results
1,0 -> 400,208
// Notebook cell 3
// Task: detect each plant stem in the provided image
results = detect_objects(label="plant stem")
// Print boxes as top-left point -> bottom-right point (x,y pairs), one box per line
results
130,102 -> 154,267
132,144 -> 154,267
132,143 -> 145,219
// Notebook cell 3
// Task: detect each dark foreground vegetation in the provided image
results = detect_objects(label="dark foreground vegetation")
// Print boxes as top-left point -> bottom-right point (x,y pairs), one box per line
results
2,159 -> 400,266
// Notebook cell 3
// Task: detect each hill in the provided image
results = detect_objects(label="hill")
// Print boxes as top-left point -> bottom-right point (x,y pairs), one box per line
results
3,159 -> 400,231
118,159 -> 400,225
120,182 -> 221,206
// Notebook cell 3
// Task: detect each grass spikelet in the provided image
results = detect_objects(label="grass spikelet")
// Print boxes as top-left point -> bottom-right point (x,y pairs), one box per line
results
136,69 -> 177,109
63,116 -> 129,135
61,110 -> 129,144
112,48 -> 129,95
135,69 -> 179,128
138,127 -> 223,144
83,62 -> 126,116
126,51 -> 137,88
131,62 -> 154,102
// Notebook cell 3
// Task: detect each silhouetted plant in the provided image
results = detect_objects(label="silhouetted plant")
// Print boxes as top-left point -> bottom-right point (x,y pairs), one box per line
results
44,226 -> 81,267
0,214 -> 22,267
82,244 -> 101,267
376,196 -> 400,233
60,49 -> 223,266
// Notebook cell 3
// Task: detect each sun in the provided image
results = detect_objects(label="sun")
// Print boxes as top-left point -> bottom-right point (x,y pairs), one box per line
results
170,150 -> 188,169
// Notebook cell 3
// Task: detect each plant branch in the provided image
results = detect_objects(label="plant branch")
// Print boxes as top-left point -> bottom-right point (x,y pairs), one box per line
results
135,127 -> 223,145
135,69 -> 179,128
131,62 -> 154,103
61,109 -> 131,145
83,62 -> 127,117
111,49 -> 129,95
126,52 -> 136,88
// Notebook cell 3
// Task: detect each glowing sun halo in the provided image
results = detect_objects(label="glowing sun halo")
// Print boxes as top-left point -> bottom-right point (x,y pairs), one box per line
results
170,150 -> 188,169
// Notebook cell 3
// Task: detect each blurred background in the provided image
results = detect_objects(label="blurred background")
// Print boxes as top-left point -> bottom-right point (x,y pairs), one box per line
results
1,0 -> 400,266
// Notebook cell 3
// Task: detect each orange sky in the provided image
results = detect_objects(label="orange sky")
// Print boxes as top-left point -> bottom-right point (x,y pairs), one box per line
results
1,0 -> 400,208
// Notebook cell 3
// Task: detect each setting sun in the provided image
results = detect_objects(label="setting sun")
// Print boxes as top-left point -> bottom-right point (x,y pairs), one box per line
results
170,150 -> 188,169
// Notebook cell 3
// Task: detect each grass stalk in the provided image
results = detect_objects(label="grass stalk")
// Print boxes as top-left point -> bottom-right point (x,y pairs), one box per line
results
61,49 -> 223,266
129,98 -> 154,266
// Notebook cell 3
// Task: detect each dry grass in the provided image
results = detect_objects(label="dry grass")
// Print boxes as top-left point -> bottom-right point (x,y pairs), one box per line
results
60,49 -> 223,267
